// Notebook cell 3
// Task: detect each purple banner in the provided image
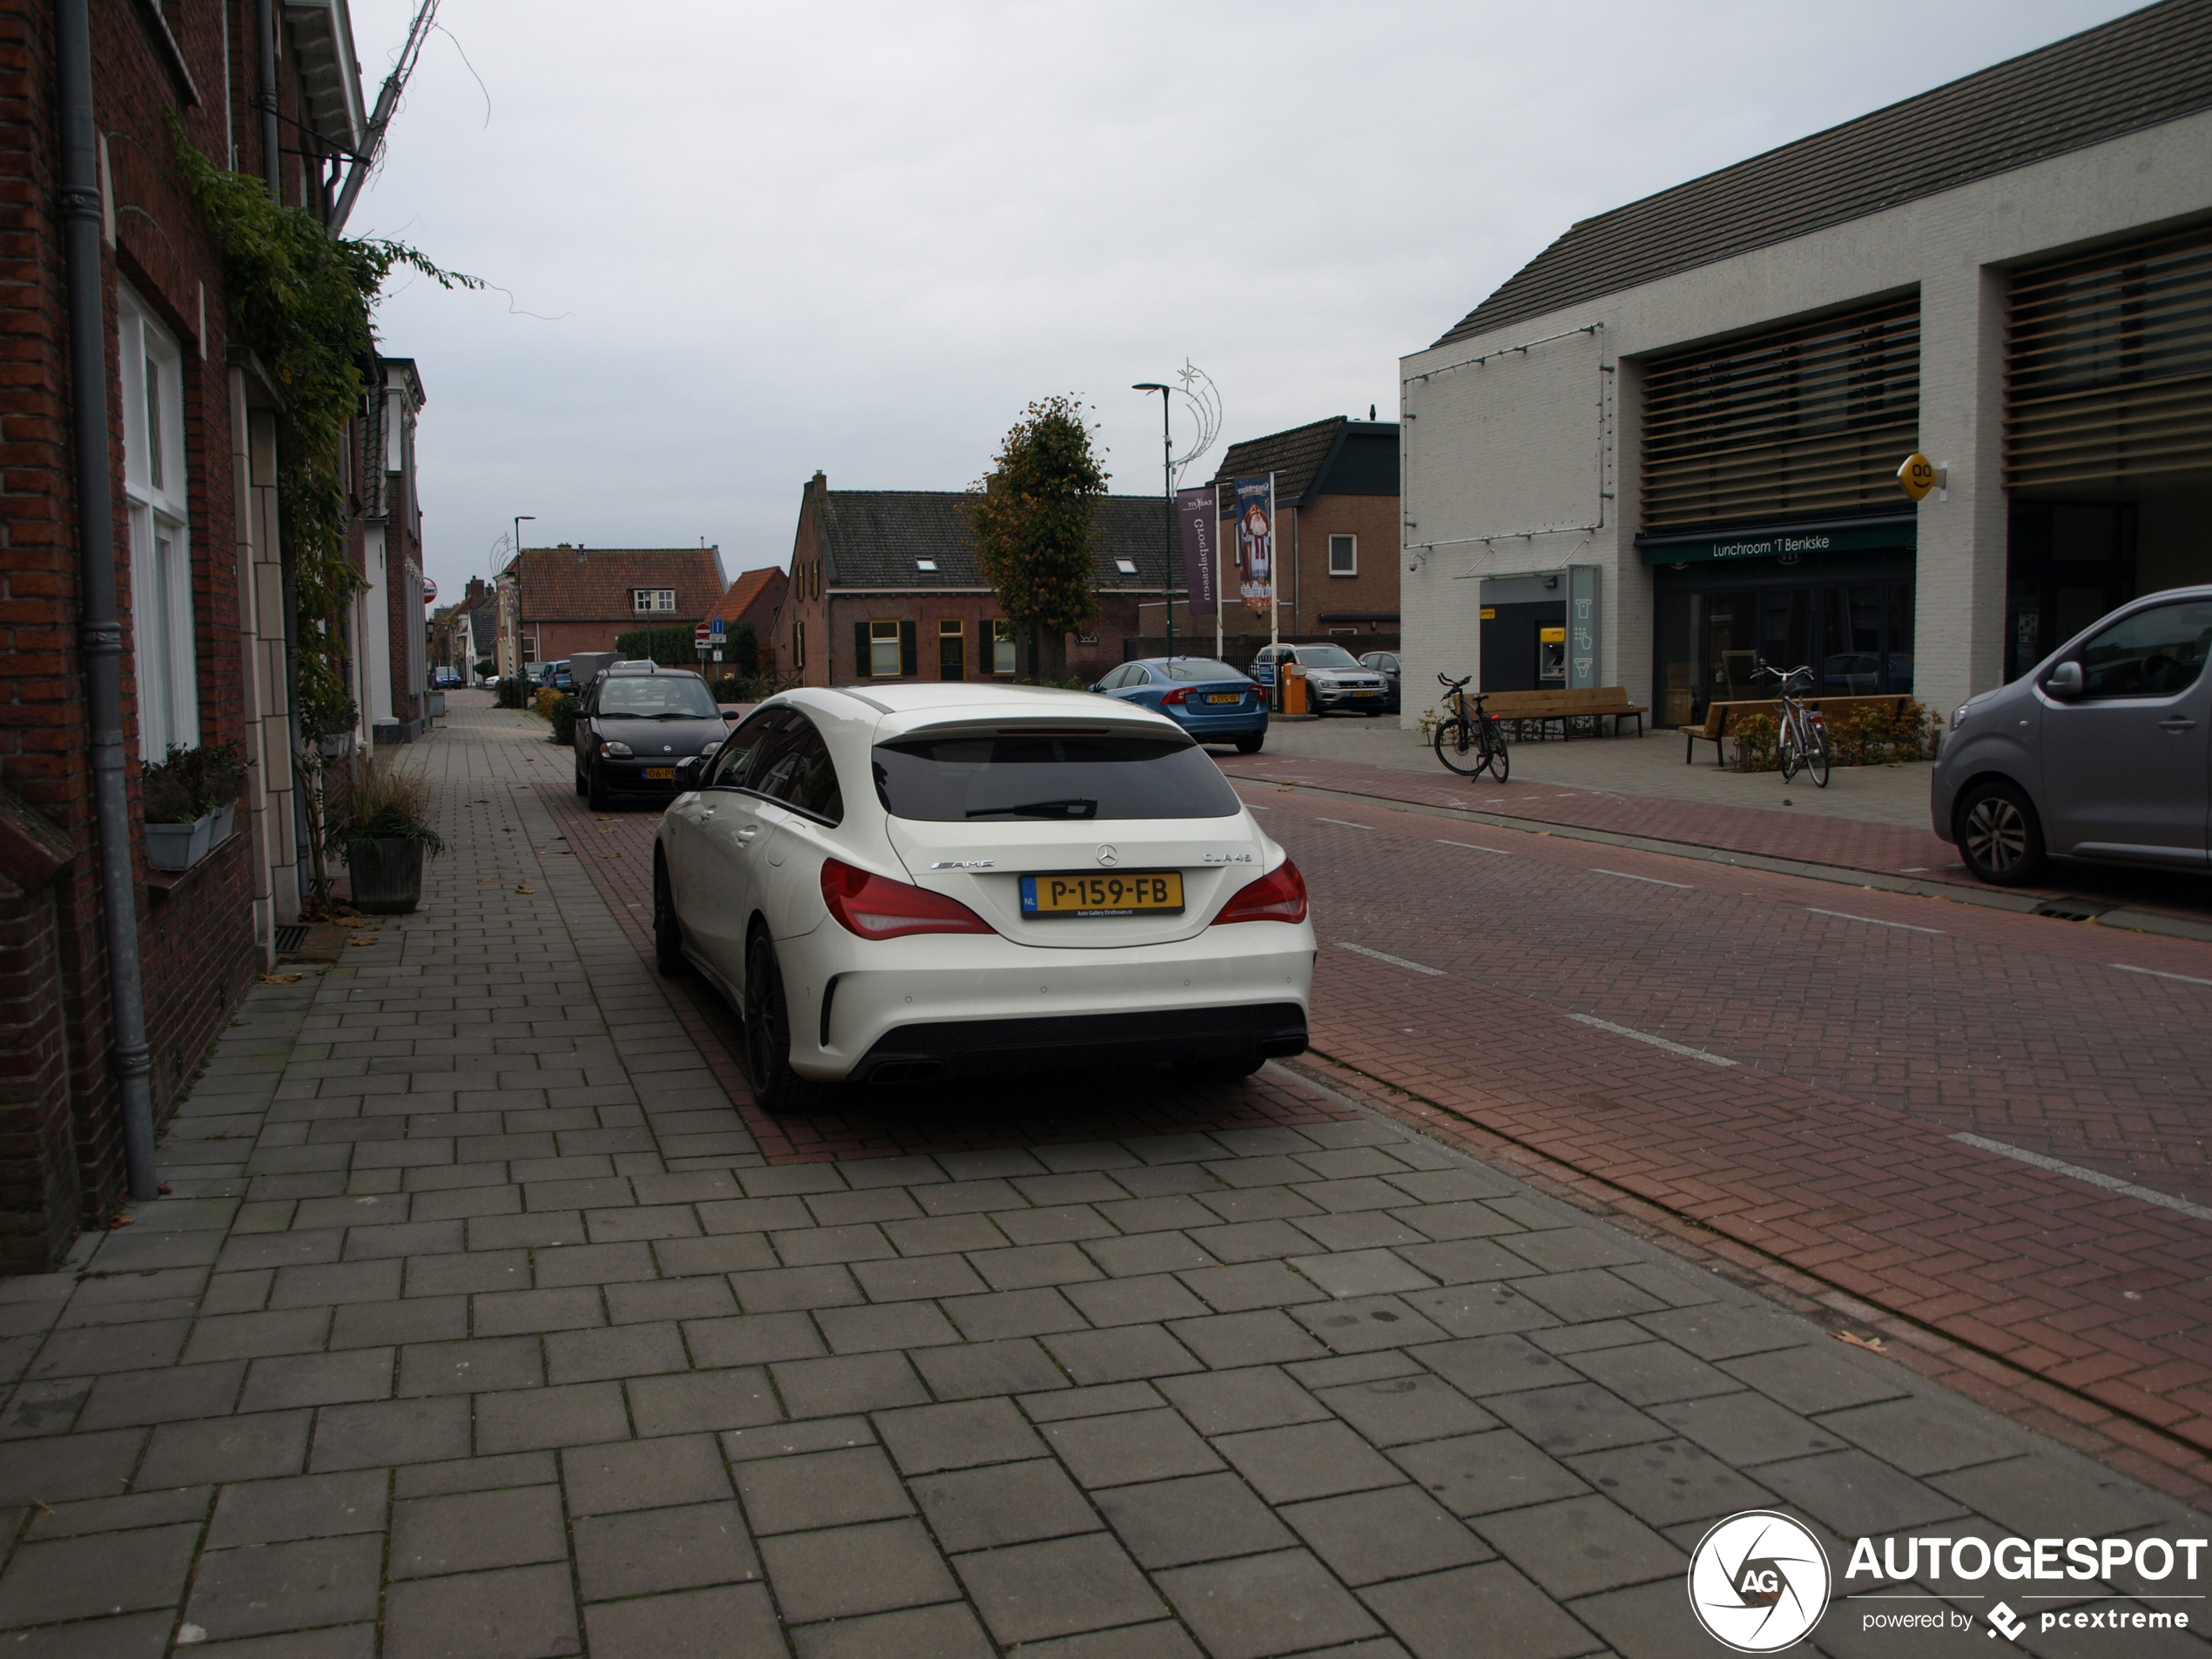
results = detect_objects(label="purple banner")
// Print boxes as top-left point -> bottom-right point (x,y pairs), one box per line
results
1176,487 -> 1217,618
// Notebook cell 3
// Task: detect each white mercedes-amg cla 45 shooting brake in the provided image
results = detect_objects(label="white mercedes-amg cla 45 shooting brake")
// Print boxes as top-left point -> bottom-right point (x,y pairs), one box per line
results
652,684 -> 1316,1111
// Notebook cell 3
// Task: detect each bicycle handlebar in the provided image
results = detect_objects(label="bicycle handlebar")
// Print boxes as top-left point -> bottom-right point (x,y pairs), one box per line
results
1438,671 -> 1473,691
1751,663 -> 1816,689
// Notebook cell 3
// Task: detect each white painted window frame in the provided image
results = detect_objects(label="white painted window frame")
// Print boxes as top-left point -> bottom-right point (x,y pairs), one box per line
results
1328,534 -> 1357,577
119,282 -> 198,762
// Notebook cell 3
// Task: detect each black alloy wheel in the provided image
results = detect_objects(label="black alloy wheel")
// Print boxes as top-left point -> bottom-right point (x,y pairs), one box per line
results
742,930 -> 824,1114
652,854 -> 686,976
1955,779 -> 2047,887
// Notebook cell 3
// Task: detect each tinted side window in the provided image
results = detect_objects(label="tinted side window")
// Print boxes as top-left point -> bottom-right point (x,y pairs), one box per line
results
2076,601 -> 2212,698
752,715 -> 844,822
706,709 -> 784,789
1096,666 -> 1129,691
1129,666 -> 1153,686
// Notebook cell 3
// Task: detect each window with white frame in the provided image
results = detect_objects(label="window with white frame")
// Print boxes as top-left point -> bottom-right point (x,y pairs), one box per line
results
1328,534 -> 1357,576
868,619 -> 901,678
633,588 -> 677,613
120,284 -> 197,762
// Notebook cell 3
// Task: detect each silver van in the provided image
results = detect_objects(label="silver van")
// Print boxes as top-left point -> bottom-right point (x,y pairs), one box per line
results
1932,586 -> 2212,885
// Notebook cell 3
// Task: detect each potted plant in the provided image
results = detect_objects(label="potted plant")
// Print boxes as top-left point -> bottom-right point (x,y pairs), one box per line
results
140,742 -> 247,870
325,749 -> 443,914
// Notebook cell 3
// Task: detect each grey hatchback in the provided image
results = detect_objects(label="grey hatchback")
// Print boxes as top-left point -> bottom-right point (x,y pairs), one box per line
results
574,664 -> 727,810
1933,586 -> 2212,884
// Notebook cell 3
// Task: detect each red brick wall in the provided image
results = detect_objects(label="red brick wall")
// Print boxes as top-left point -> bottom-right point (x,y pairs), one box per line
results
1281,493 -> 1402,637
0,0 -> 280,1262
0,880 -> 76,1271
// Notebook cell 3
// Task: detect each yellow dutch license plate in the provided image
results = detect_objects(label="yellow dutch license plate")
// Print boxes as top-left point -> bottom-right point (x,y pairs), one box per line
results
1022,871 -> 1184,919
644,767 -> 676,780
1352,689 -> 1377,697
1206,692 -> 1241,704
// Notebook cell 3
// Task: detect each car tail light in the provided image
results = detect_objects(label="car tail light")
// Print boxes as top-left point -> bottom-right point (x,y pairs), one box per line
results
1160,687 -> 1191,705
1212,859 -> 1307,926
821,859 -> 993,940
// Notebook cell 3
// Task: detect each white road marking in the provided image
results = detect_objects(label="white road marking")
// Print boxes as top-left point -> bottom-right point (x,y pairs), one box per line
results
1314,817 -> 1376,831
1437,840 -> 1514,855
1337,941 -> 1444,976
1594,868 -> 1692,890
1564,1013 -> 1737,1067
2111,962 -> 2212,989
1805,907 -> 1942,934
1948,1133 -> 2212,1224
1566,1022 -> 1734,1070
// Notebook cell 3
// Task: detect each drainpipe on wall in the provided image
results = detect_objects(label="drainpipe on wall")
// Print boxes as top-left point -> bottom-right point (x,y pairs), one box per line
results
57,0 -> 158,1203
255,0 -> 279,200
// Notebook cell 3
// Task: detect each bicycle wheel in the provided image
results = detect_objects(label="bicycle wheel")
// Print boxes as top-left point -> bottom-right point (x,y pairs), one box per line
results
1805,719 -> 1831,787
1778,722 -> 1802,782
1480,718 -> 1510,782
1433,718 -> 1481,776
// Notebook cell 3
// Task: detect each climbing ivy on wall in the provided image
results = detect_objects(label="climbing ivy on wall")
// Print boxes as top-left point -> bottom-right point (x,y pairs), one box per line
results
172,126 -> 480,744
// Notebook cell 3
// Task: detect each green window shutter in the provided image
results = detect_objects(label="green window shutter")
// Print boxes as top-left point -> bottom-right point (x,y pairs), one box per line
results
853,621 -> 869,678
900,620 -> 918,678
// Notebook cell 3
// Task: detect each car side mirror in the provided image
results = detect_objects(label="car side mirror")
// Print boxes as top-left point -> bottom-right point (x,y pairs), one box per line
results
2045,660 -> 2084,699
674,755 -> 705,788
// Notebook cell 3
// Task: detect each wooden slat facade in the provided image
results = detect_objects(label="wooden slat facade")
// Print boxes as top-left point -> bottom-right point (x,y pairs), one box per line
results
1640,298 -> 1920,534
2005,221 -> 2212,489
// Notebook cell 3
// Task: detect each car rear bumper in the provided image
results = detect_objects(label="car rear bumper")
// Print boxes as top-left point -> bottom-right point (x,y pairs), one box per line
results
778,921 -> 1315,1082
1166,708 -> 1269,738
853,1002 -> 1308,1083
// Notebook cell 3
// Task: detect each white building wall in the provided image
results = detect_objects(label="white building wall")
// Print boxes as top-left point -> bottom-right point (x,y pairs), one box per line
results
1399,107 -> 2212,732
361,525 -> 395,735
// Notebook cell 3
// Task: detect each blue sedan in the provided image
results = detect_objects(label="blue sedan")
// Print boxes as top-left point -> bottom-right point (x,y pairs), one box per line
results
1090,658 -> 1269,753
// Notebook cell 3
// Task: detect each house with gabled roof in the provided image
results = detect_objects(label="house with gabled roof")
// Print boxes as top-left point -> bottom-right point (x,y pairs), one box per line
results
496,546 -> 727,671
702,565 -> 789,671
777,474 -> 1175,686
1207,415 -> 1401,643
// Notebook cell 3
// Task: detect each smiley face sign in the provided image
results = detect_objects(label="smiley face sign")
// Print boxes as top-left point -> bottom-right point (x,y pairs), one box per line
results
1897,452 -> 1939,501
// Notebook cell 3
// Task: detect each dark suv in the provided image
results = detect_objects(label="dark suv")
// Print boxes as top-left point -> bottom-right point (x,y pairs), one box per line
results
573,665 -> 728,809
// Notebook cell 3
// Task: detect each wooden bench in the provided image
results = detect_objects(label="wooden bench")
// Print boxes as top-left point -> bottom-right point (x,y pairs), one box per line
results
1683,695 -> 1910,765
1479,686 -> 1648,740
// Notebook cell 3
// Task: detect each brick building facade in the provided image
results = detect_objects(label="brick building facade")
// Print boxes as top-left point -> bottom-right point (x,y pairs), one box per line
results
0,1 -> 397,1267
778,474 -> 1168,689
496,546 -> 728,672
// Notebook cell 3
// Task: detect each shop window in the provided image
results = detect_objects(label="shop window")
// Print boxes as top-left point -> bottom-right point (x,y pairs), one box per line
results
120,284 -> 196,762
938,619 -> 965,681
1328,535 -> 1356,576
991,619 -> 1017,676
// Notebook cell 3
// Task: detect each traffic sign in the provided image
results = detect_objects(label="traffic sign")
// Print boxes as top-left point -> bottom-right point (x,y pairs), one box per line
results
1897,452 -> 1939,501
693,621 -> 711,644
711,617 -> 725,639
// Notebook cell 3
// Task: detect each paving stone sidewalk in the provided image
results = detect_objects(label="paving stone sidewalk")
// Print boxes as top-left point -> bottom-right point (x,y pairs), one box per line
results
1,701 -> 2204,1659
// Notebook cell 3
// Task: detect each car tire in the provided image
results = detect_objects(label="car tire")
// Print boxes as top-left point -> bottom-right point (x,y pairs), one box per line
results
587,764 -> 612,813
1235,734 -> 1264,754
1176,1052 -> 1266,1085
743,930 -> 827,1114
574,762 -> 587,798
652,855 -> 687,976
1955,779 -> 2047,887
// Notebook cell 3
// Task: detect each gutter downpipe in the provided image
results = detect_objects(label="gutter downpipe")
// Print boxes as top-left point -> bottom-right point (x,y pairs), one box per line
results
57,0 -> 158,1202
255,0 -> 280,199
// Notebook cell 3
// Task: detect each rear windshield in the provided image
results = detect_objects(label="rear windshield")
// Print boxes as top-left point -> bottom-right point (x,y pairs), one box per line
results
598,677 -> 719,718
1158,660 -> 1244,682
873,731 -> 1241,822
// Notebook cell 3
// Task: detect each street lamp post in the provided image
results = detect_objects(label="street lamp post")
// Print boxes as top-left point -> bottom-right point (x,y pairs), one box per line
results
1133,384 -> 1174,663
512,515 -> 535,677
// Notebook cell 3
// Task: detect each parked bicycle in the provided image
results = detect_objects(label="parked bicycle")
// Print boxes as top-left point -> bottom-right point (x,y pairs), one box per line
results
1751,662 -> 1831,787
1432,672 -> 1509,781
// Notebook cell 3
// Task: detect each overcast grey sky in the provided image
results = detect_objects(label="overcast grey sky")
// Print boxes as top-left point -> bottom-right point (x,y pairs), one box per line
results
344,0 -> 2141,608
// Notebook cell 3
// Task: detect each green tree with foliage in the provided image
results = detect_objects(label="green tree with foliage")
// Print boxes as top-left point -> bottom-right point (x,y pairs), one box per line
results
968,397 -> 1109,682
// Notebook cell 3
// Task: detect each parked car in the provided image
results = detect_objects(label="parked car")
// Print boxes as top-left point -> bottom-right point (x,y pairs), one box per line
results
431,667 -> 462,691
573,663 -> 727,810
538,660 -> 577,694
1248,644 -> 1390,714
1090,658 -> 1268,753
1933,586 -> 2212,885
1358,651 -> 1401,713
654,684 -> 1313,1110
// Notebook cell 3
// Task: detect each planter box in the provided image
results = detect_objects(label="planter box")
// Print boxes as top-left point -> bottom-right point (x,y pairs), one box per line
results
212,802 -> 236,846
347,838 -> 426,914
145,811 -> 218,872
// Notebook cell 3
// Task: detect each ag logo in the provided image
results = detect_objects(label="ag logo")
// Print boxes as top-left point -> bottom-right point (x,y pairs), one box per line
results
1688,1510 -> 1830,1652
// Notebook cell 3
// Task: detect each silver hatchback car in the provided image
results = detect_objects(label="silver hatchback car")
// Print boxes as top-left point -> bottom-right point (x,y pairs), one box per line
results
1933,585 -> 2212,885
